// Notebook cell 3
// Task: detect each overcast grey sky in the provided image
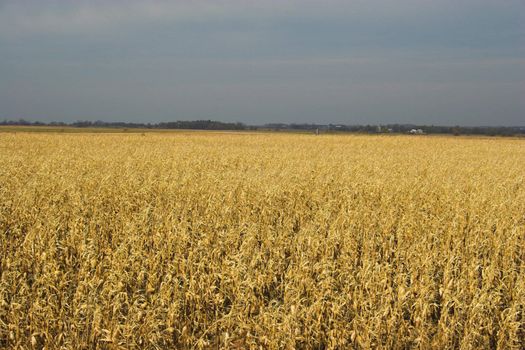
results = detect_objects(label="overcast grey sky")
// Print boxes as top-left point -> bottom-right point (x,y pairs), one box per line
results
1,0 -> 524,126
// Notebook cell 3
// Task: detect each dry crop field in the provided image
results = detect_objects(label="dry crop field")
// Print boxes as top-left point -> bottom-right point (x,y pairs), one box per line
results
1,131 -> 524,349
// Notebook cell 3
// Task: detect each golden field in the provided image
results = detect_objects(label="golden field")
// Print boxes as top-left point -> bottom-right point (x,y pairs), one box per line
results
0,131 -> 524,349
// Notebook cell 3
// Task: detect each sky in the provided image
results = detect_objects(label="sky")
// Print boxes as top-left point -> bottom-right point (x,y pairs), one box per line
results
1,0 -> 524,126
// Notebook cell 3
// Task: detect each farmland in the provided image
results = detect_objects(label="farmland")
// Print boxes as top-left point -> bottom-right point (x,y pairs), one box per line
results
1,131 -> 524,349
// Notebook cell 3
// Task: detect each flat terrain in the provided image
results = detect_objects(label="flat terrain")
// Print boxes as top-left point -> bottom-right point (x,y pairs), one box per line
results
0,126 -> 206,134
1,132 -> 524,349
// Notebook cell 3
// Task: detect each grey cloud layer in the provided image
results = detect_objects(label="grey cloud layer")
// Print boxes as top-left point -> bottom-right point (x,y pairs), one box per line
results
1,0 -> 524,125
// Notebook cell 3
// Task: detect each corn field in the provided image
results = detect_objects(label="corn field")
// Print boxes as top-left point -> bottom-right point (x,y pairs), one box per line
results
1,132 -> 524,349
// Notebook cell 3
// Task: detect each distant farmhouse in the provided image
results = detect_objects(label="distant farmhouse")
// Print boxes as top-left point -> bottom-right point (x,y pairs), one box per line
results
409,129 -> 424,135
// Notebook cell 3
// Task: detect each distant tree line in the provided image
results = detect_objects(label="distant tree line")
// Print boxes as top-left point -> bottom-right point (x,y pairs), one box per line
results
1,119 -> 524,136
0,119 -> 249,131
262,123 -> 525,136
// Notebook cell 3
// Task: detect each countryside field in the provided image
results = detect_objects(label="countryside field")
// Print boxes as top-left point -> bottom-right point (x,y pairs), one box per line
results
1,131 -> 524,349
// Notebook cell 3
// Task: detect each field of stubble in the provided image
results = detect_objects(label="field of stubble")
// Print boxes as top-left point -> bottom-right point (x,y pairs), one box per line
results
1,132 -> 524,349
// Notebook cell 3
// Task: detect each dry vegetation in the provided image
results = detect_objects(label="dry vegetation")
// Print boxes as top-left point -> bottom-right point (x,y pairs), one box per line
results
1,131 -> 524,349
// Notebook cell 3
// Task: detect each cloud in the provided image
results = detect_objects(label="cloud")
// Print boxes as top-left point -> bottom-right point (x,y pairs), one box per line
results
2,0 -> 522,37
0,1 -> 230,36
1,0 -> 524,125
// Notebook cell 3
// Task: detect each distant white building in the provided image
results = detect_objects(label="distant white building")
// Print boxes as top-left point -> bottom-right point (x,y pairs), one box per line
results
409,129 -> 424,134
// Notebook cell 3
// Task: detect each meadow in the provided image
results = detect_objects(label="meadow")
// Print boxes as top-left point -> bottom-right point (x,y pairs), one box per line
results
1,131 -> 524,349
